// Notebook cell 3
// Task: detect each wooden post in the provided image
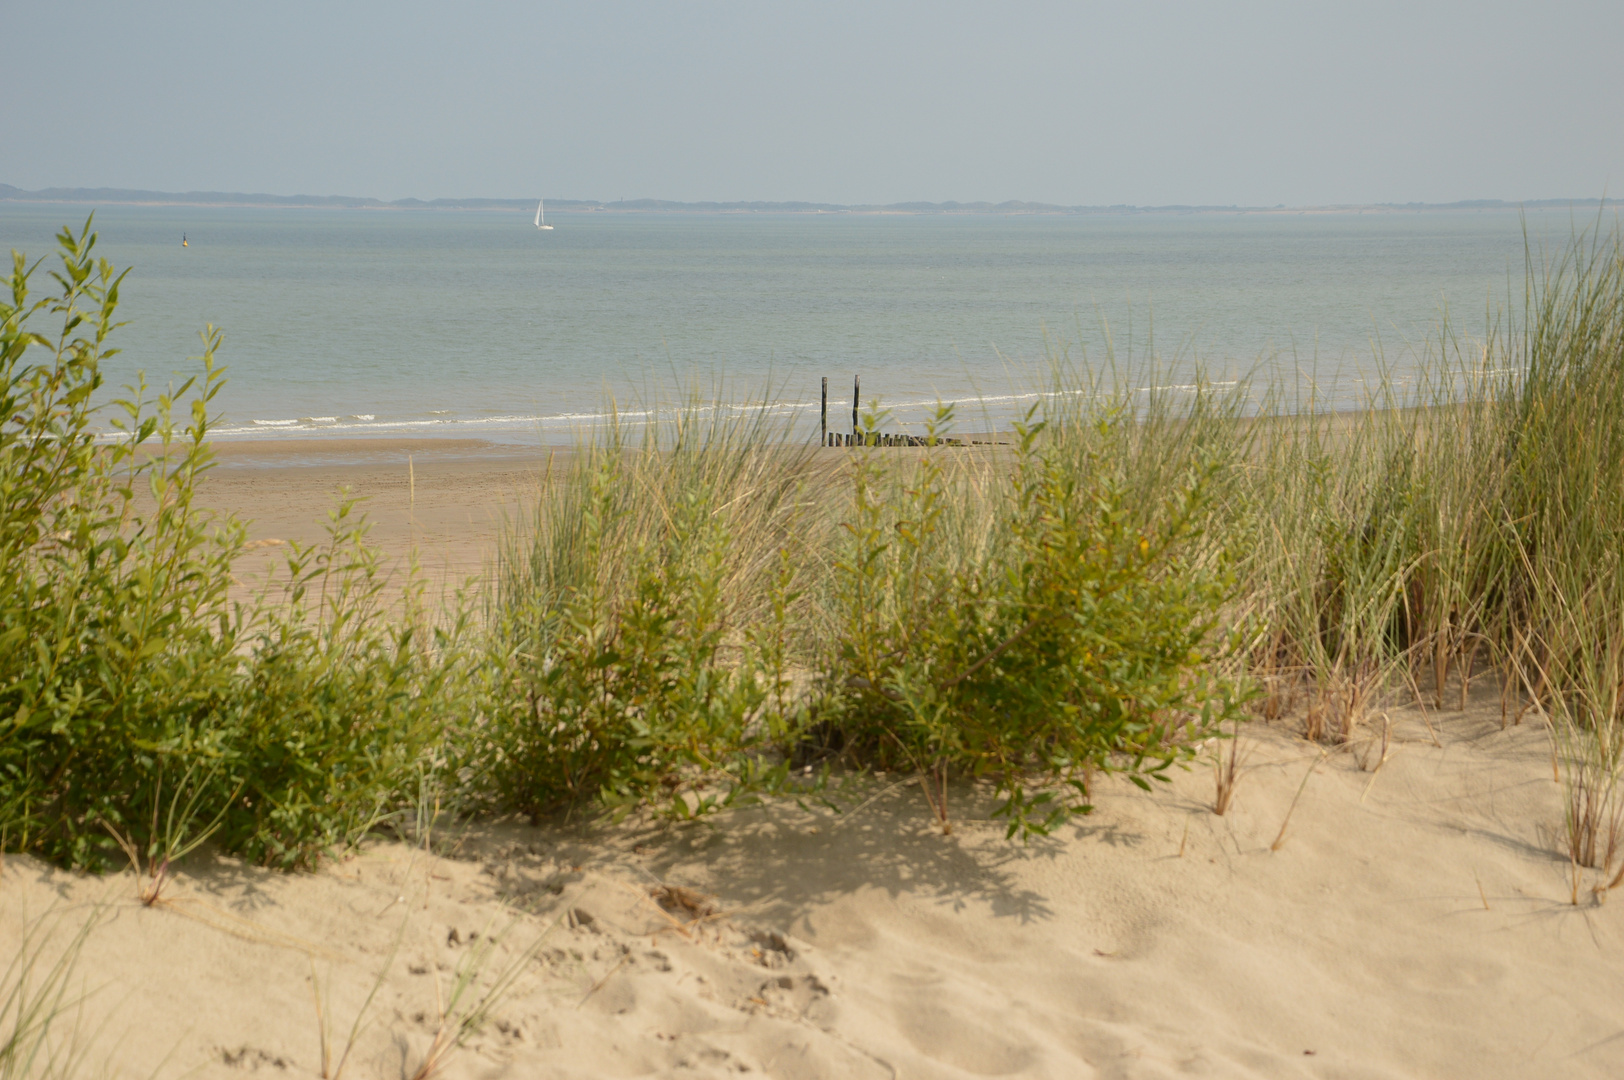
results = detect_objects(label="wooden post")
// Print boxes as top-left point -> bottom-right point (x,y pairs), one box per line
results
852,375 -> 860,437
821,376 -> 827,444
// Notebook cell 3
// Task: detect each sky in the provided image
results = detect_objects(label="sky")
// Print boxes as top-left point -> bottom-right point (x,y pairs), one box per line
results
5,0 -> 1621,207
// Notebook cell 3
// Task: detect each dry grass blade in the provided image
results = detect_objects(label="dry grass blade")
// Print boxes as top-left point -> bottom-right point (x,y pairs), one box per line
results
1271,752 -> 1326,853
831,774 -> 921,828
409,914 -> 557,1080
158,897 -> 341,961
1212,715 -> 1249,816
1,903 -> 107,1080
1359,714 -> 1398,803
577,955 -> 630,1009
309,916 -> 407,1079
633,881 -> 732,942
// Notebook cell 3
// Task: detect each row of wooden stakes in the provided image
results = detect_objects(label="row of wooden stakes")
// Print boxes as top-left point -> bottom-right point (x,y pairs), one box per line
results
820,375 -> 968,448
823,431 -> 960,447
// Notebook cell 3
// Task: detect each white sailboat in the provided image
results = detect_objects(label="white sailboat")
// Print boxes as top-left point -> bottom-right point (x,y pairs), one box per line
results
534,198 -> 553,231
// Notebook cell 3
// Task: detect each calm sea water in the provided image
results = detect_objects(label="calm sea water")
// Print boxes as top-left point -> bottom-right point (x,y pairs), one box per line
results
0,203 -> 1593,443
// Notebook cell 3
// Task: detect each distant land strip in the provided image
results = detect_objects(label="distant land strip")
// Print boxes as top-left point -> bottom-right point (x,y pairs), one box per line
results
0,184 -> 1607,215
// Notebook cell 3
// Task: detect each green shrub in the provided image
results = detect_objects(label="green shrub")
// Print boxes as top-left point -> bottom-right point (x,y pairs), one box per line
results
223,500 -> 473,869
828,406 -> 1244,838
1,219 -> 461,872
0,220 -> 245,868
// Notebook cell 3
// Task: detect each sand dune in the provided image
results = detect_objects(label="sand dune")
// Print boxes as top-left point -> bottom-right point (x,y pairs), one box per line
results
7,693 -> 1623,1078
14,440 -> 1621,1077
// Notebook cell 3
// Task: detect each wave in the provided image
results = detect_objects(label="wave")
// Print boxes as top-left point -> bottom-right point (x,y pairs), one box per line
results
119,373 -> 1401,445
209,381 -> 1269,441
206,375 -> 1413,443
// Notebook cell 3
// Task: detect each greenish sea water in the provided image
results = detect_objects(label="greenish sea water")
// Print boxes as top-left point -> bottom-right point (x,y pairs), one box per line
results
0,203 -> 1596,443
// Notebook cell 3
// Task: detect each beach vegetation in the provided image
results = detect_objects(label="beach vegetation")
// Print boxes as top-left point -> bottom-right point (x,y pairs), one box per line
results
0,219 -> 245,869
223,502 -> 472,870
0,219 -> 466,872
482,405 -> 818,821
5,210 -> 1624,881
0,904 -> 104,1080
826,403 -> 1244,837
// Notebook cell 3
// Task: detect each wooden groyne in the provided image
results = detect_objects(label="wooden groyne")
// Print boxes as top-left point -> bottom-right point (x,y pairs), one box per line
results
824,430 -> 947,447
820,375 -> 965,447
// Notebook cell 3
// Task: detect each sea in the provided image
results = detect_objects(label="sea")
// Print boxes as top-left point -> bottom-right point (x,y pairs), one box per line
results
0,202 -> 1600,445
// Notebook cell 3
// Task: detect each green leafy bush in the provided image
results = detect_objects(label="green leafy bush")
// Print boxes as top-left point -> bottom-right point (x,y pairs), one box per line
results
1,220 -> 462,871
828,407 -> 1243,838
224,501 -> 473,869
0,220 -> 245,868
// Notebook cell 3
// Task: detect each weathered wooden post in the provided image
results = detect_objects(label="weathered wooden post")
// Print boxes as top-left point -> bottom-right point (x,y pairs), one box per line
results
821,376 -> 828,445
852,375 -> 860,440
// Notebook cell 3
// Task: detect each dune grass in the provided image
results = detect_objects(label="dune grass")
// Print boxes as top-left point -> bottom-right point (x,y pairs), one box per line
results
0,905 -> 104,1080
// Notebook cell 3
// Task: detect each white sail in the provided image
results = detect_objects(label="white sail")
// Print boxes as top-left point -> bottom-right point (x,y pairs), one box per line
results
535,198 -> 553,230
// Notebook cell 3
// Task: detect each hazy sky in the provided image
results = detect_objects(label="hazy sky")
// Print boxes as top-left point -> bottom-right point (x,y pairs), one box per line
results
6,1 -> 1620,206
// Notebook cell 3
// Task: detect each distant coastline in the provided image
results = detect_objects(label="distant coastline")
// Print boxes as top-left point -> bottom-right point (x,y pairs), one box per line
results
0,183 -> 1606,216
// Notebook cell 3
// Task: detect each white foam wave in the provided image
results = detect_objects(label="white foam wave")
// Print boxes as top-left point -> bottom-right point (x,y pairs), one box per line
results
212,379 -> 1271,442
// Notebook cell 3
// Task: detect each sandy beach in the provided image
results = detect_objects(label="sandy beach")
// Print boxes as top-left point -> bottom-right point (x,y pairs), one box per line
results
7,692 -> 1622,1078
3,439 -> 1621,1077
198,438 -> 552,597
198,436 -> 887,597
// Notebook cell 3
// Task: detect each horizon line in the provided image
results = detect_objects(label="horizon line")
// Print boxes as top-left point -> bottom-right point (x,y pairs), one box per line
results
0,183 -> 1609,216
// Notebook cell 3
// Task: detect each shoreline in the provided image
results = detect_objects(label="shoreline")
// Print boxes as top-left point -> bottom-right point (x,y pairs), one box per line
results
176,392 -> 1498,619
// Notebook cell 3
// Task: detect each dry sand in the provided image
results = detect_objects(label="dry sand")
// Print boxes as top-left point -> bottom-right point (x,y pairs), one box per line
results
195,436 -> 853,596
6,699 -> 1624,1078
198,438 -> 551,595
8,439 -> 1624,1078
